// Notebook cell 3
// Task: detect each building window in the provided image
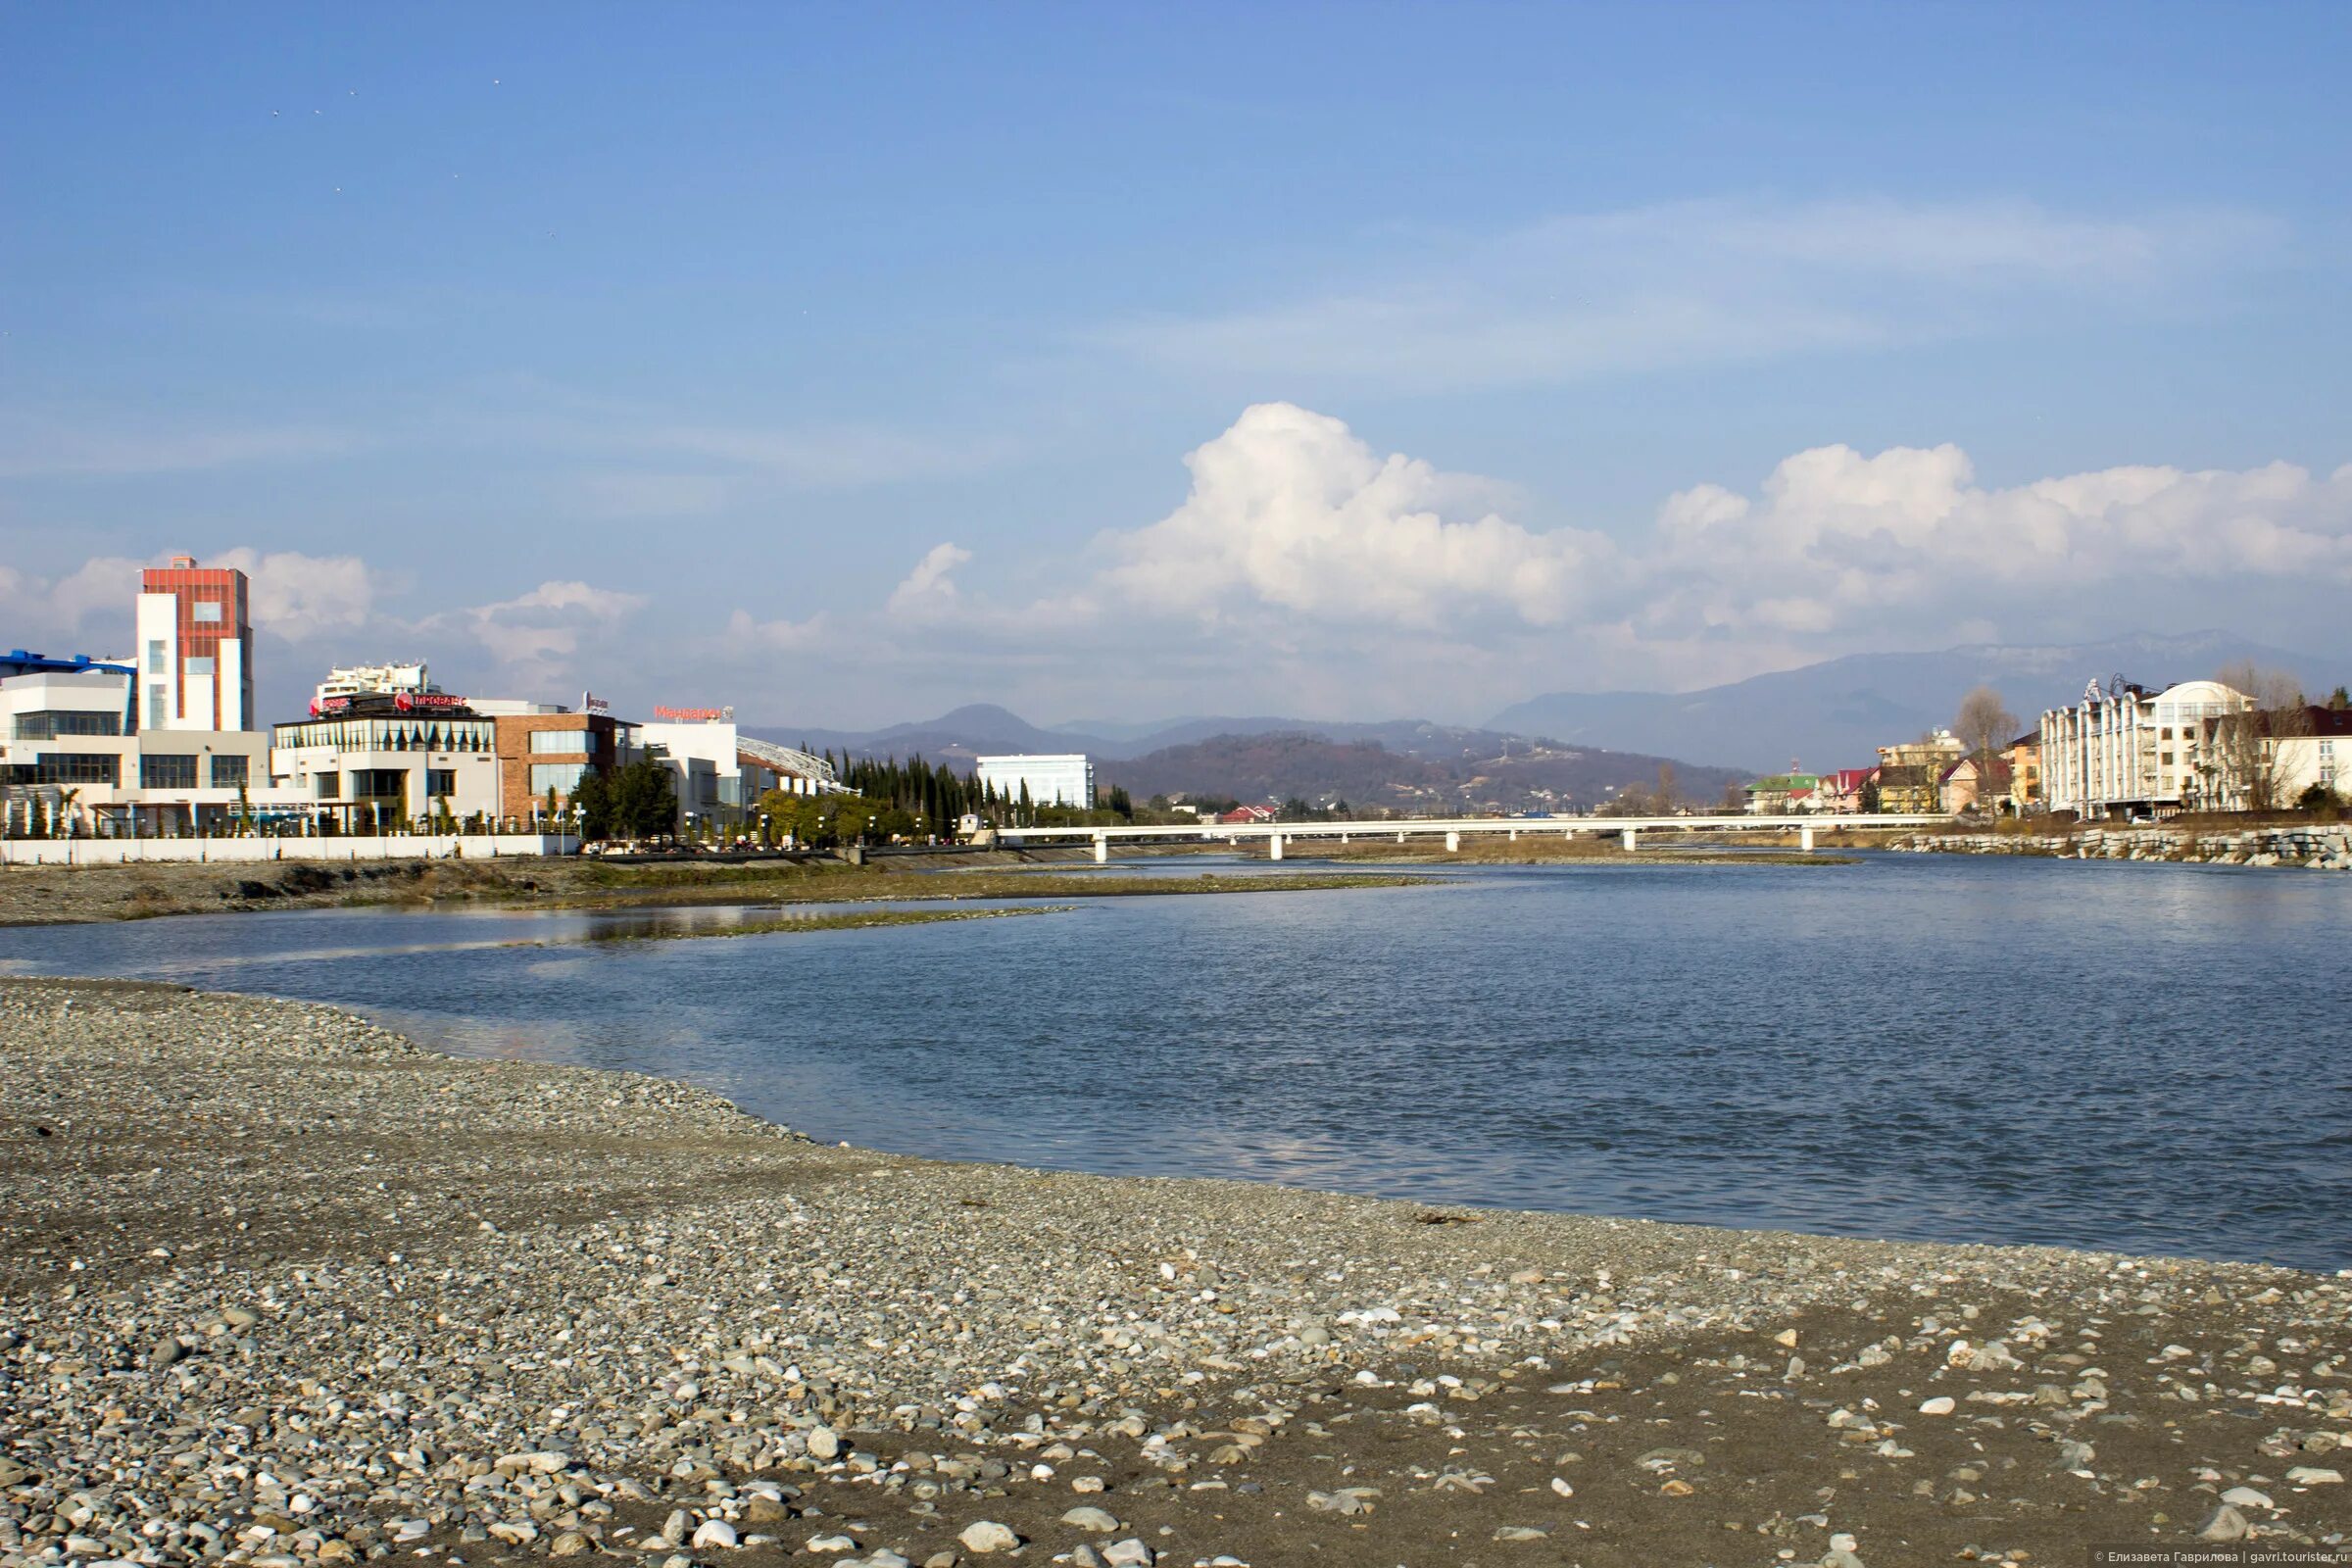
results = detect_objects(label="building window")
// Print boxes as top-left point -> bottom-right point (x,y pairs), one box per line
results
13,710 -> 122,739
210,754 -> 248,788
140,754 -> 200,790
425,768 -> 457,799
353,769 -> 408,801
316,771 -> 340,800
185,656 -> 215,679
528,728 -> 593,754
193,601 -> 222,623
529,761 -> 588,797
147,639 -> 166,674
148,685 -> 168,729
19,753 -> 121,786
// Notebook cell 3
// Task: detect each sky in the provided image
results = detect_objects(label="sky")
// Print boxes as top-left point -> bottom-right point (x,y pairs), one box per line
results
4,3 -> 2349,729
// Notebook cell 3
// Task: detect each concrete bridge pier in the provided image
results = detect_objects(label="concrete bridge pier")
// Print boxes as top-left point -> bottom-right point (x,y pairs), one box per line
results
1268,832 -> 1285,861
1093,833 -> 1108,863
1396,830 -> 1406,843
1622,827 -> 1640,852
1445,830 -> 1461,853
1508,827 -> 1519,841
1799,824 -> 1815,853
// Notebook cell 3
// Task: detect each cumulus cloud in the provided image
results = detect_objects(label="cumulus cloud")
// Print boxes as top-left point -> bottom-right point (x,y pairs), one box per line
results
885,543 -> 973,618
207,549 -> 383,642
1645,445 -> 2352,642
708,405 -> 2352,715
0,550 -> 378,653
444,580 -> 648,688
1099,403 -> 1609,629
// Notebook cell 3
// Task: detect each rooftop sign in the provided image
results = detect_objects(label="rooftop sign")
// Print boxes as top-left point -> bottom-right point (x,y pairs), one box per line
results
653,705 -> 733,722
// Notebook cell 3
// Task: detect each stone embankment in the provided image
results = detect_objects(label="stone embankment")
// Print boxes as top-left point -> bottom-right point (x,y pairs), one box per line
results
4,979 -> 2348,1568
1896,825 -> 2352,868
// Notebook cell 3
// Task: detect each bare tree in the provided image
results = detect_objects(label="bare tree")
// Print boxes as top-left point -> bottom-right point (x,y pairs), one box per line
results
2211,662 -> 2308,812
1654,761 -> 1679,812
1953,686 -> 2019,771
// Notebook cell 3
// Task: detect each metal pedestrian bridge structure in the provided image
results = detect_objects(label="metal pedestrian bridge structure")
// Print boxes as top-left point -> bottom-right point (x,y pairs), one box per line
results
736,735 -> 842,791
992,812 -> 1950,861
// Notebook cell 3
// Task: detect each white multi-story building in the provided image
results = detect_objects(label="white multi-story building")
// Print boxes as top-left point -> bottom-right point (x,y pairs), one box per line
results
976,753 -> 1095,809
0,660 -> 286,837
2039,678 -> 2252,817
633,713 -> 840,827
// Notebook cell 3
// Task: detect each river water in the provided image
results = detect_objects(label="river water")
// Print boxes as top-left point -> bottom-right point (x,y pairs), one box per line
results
5,852 -> 2347,1270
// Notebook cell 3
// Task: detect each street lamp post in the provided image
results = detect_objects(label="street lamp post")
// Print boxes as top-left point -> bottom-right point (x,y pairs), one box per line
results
760,812 -> 769,851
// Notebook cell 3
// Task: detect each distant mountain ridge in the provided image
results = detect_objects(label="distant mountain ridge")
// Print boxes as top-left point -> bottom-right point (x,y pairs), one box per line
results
1488,630 -> 2326,773
744,631 -> 2332,791
745,710 -> 1744,813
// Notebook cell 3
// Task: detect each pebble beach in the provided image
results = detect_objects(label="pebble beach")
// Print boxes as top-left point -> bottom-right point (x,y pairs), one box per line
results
3,977 -> 2347,1568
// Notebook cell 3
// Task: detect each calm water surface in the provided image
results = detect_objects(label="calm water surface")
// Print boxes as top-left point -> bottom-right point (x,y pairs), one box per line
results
5,853 -> 2347,1270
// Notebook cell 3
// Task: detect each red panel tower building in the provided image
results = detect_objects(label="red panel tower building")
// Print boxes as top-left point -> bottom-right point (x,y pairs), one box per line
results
133,556 -> 253,732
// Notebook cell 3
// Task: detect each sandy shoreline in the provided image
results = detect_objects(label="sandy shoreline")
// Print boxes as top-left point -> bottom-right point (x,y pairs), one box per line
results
3,977 -> 2347,1568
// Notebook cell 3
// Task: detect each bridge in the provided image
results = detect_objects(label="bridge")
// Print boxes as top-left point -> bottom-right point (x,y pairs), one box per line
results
991,813 -> 1949,861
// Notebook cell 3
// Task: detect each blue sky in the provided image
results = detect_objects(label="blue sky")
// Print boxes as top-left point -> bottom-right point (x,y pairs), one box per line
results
5,3 -> 2348,725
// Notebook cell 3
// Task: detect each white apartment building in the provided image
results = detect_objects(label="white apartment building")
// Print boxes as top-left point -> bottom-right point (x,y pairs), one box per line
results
0,662 -> 288,837
976,753 -> 1095,809
2039,678 -> 2252,817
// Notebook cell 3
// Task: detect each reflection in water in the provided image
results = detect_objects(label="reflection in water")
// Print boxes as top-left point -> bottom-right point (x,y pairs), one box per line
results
4,853 -> 2348,1270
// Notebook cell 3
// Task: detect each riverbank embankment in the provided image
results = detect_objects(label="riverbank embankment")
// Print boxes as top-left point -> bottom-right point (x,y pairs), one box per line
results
1891,824 -> 2352,868
0,849 -> 1389,927
4,979 -> 2345,1568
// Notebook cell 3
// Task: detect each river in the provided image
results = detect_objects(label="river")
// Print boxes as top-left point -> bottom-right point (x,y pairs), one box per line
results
5,851 -> 2346,1270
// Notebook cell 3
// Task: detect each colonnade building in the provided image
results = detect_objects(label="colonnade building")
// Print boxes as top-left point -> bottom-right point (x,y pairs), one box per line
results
2038,678 -> 2251,817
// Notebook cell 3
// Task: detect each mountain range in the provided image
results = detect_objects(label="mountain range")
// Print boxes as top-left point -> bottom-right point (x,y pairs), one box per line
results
1488,630 -> 2322,772
747,630 -> 2330,799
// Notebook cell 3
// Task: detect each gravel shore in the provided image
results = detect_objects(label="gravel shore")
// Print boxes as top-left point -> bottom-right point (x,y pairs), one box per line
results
4,979 -> 2347,1568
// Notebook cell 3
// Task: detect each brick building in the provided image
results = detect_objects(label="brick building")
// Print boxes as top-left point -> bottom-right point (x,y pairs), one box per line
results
493,712 -> 620,822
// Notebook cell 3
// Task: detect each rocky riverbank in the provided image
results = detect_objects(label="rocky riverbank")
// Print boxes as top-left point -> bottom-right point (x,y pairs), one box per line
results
1893,825 -> 2352,868
4,979 -> 2347,1568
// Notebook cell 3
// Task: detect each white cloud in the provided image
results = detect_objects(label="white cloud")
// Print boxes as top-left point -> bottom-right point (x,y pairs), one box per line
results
1103,198 -> 2283,392
1098,403 -> 1609,629
1642,446 -> 2352,645
47,557 -> 148,638
207,549 -> 383,641
444,580 -> 647,687
885,543 -> 973,618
